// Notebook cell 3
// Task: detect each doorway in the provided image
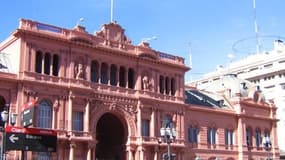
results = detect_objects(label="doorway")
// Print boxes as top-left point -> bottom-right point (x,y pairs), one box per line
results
96,113 -> 126,160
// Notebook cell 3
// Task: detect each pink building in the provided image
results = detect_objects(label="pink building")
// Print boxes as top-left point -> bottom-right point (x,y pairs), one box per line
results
0,19 -> 279,160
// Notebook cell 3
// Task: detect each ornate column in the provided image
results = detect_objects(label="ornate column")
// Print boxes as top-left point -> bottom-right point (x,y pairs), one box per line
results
50,53 -> 54,76
84,98 -> 90,132
154,146 -> 159,160
116,66 -> 120,87
176,112 -> 180,139
136,146 -> 144,160
126,145 -> 134,160
175,75 -> 179,97
136,70 -> 141,90
98,62 -> 101,84
67,91 -> 73,132
156,72 -> 160,94
52,98 -> 59,129
87,142 -> 95,160
69,142 -> 76,160
137,101 -> 142,138
107,64 -> 111,85
30,44 -> 36,72
125,67 -> 128,88
41,52 -> 45,74
180,111 -> 185,139
237,116 -> 245,160
85,57 -> 91,81
156,110 -> 161,136
150,107 -> 156,137
272,121 -> 278,160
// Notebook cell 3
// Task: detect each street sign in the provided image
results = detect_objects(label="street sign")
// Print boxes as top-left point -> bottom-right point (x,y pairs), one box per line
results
5,132 -> 24,151
21,100 -> 37,127
24,127 -> 57,152
5,126 -> 57,152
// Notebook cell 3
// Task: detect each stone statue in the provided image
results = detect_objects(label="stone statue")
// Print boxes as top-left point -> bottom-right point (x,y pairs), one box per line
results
142,76 -> 149,90
75,63 -> 84,79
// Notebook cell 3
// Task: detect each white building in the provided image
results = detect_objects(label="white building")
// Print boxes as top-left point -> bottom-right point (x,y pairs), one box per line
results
189,40 -> 285,158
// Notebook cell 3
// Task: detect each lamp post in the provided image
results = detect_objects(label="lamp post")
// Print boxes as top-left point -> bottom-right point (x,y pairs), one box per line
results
263,136 -> 272,160
1,109 -> 17,160
160,122 -> 176,160
195,156 -> 202,160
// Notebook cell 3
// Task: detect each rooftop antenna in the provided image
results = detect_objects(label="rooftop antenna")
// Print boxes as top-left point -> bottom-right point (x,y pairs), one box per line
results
111,0 -> 114,22
188,42 -> 193,81
189,42 -> 193,68
253,0 -> 261,54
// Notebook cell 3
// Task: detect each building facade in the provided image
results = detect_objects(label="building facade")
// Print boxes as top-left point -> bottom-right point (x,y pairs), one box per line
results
190,40 -> 285,158
0,19 -> 279,160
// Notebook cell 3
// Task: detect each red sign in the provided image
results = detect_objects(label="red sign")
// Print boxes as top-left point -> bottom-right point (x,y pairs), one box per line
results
21,100 -> 37,112
5,126 -> 57,136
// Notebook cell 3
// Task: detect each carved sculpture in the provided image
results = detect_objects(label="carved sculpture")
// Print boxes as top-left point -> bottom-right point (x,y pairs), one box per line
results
142,76 -> 149,90
75,63 -> 84,79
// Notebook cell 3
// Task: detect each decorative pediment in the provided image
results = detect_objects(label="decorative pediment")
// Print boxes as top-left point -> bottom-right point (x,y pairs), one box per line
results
137,42 -> 158,60
68,25 -> 93,45
95,22 -> 131,46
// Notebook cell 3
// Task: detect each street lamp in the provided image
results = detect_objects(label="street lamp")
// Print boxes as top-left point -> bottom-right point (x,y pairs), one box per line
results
1,109 -> 17,160
263,136 -> 272,160
195,156 -> 202,160
160,122 -> 176,160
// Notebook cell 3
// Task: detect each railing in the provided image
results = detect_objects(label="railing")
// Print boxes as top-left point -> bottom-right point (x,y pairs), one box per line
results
24,71 -> 182,103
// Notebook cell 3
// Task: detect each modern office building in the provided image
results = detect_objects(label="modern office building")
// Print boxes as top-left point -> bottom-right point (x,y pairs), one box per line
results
0,19 -> 279,160
190,40 -> 285,159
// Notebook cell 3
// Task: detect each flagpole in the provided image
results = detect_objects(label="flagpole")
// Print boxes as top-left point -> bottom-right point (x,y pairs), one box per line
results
111,0 -> 114,22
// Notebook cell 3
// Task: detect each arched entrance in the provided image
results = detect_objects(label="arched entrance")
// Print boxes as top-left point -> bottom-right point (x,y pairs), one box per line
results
96,113 -> 127,160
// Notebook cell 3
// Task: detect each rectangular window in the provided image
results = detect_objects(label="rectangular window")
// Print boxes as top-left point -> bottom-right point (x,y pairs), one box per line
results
207,128 -> 216,144
72,111 -> 83,131
188,126 -> 198,143
141,119 -> 150,137
225,129 -> 234,145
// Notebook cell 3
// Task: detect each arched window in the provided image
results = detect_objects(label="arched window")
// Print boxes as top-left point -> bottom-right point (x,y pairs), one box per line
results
165,77 -> 170,94
159,75 -> 165,94
128,68 -> 135,89
37,99 -> 52,128
101,63 -> 108,84
225,128 -> 234,145
255,128 -> 262,147
170,78 -> 175,96
162,114 -> 172,128
207,127 -> 217,144
35,51 -> 43,73
44,53 -> 51,75
188,125 -> 199,143
165,77 -> 170,95
110,64 -> 117,86
52,54 -> 59,76
246,127 -> 253,147
119,66 -> 126,87
91,60 -> 99,83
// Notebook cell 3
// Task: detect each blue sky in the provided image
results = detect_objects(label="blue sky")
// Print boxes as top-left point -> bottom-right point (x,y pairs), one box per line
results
1,0 -> 285,81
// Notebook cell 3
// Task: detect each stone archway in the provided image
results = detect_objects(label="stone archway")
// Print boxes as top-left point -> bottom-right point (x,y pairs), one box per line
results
95,112 -> 127,160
